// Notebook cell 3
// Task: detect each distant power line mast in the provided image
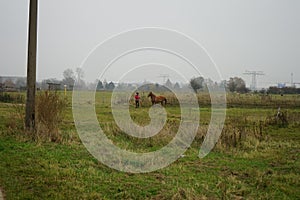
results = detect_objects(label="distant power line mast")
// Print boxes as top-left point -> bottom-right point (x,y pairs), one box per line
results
243,70 -> 265,90
158,74 -> 169,84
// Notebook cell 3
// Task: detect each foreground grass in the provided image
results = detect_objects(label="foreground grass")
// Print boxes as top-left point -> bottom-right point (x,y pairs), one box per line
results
0,132 -> 299,199
0,91 -> 299,199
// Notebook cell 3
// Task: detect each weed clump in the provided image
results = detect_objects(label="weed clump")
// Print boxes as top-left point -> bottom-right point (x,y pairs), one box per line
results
207,116 -> 265,152
265,108 -> 289,128
35,91 -> 68,142
189,111 -> 267,152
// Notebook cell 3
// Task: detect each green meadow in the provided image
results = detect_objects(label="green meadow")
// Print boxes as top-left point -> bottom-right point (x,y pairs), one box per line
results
0,91 -> 299,199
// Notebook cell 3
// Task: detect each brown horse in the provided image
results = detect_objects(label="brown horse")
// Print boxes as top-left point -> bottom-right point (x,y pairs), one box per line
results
148,92 -> 167,106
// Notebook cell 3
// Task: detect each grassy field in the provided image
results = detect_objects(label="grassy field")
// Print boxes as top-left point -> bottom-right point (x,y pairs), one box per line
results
0,91 -> 299,199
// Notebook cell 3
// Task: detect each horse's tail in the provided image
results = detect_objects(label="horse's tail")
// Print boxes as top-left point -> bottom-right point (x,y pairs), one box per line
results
164,98 -> 167,105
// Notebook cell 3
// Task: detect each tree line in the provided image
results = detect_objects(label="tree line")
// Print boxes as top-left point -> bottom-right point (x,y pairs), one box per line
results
1,69 -> 299,94
189,76 -> 248,93
189,76 -> 300,94
39,68 -> 116,91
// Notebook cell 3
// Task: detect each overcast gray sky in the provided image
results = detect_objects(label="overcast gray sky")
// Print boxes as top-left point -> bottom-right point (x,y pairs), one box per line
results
0,0 -> 299,88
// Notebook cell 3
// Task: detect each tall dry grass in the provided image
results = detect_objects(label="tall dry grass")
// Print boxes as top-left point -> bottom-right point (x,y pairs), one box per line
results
4,91 -> 70,142
35,91 -> 69,142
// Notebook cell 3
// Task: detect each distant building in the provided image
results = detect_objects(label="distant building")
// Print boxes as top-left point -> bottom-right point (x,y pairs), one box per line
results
47,82 -> 61,91
0,76 -> 26,84
0,76 -> 26,91
277,83 -> 286,89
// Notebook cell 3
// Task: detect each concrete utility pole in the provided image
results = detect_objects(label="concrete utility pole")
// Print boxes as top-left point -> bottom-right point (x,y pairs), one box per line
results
25,0 -> 38,130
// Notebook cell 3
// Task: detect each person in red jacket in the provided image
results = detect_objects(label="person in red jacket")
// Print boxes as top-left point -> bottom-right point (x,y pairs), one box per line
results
135,92 -> 140,108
